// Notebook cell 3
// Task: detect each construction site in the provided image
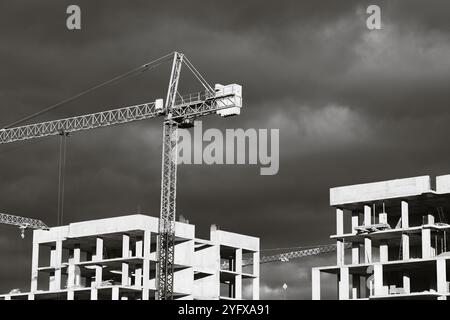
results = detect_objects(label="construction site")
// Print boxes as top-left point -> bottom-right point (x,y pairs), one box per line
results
0,52 -> 342,300
0,215 -> 260,300
2,49 -> 450,301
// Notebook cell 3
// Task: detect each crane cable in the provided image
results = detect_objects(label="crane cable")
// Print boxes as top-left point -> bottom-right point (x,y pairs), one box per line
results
183,57 -> 214,94
2,52 -> 175,129
57,132 -> 68,226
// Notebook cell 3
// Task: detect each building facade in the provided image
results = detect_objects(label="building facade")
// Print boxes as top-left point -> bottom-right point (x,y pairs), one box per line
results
0,214 -> 259,300
313,174 -> 450,300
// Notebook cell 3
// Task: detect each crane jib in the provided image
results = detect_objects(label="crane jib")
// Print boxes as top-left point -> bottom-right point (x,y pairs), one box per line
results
0,92 -> 239,145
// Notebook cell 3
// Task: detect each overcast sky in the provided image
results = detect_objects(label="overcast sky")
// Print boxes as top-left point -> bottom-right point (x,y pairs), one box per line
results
1,0 -> 450,299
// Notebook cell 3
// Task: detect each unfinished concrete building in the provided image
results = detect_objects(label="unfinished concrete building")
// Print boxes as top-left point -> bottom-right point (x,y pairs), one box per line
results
0,214 -> 259,300
312,174 -> 450,300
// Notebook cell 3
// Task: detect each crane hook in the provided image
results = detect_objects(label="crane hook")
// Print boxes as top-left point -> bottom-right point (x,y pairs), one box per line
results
19,225 -> 27,239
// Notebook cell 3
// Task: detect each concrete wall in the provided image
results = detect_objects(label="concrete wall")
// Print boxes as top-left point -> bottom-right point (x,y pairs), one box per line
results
210,230 -> 259,252
330,175 -> 431,206
436,174 -> 450,194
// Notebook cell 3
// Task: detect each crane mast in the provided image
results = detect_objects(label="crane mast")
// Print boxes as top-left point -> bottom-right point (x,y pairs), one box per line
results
157,52 -> 183,300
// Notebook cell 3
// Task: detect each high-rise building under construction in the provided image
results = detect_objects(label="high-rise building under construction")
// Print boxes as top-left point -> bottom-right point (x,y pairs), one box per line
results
313,174 -> 450,300
0,214 -> 259,300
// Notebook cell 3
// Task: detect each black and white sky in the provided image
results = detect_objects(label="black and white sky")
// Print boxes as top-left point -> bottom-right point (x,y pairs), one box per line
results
1,0 -> 450,299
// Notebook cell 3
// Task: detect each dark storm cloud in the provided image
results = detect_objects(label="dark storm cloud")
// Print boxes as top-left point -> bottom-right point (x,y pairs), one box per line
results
1,0 -> 450,298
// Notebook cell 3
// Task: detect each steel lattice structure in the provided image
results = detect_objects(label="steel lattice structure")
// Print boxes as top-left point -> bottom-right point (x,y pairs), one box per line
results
0,52 -> 242,300
0,213 -> 49,231
0,92 -> 236,145
224,243 -> 353,268
254,243 -> 352,265
157,52 -> 184,300
0,103 -> 159,144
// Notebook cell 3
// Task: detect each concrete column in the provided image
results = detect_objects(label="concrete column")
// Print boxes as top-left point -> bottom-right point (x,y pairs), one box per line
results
365,275 -> 372,298
94,237 -> 103,286
235,249 -> 242,299
403,272 -> 410,293
235,275 -> 242,300
402,234 -> 410,260
338,267 -> 349,300
311,268 -> 321,300
67,290 -> 74,300
67,264 -> 75,291
336,209 -> 344,235
337,240 -> 345,266
136,237 -> 143,257
74,245 -> 81,286
401,202 -> 410,261
363,206 -> 373,263
379,240 -> 388,263
122,234 -> 130,257
425,213 -> 435,225
352,275 -> 361,299
142,288 -> 150,301
73,245 -> 81,261
422,228 -> 432,259
91,288 -> 98,300
252,251 -> 260,300
142,230 -> 151,300
133,236 -> 143,290
49,244 -> 57,290
235,248 -> 242,273
52,240 -> 63,291
135,267 -> 142,288
112,287 -> 120,300
351,211 -> 359,234
30,242 -> 39,292
95,237 -> 103,260
68,245 -> 81,291
364,205 -> 372,226
401,201 -> 409,229
364,238 -> 372,263
28,294 -> 35,300
379,212 -> 388,225
373,264 -> 384,296
50,244 -> 57,267
122,234 -> 130,286
437,259 -> 447,296
352,243 -> 360,265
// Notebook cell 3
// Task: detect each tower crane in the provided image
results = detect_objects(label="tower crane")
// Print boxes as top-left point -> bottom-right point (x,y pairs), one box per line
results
245,243 -> 352,266
0,212 -> 49,239
221,243 -> 352,269
0,52 -> 243,300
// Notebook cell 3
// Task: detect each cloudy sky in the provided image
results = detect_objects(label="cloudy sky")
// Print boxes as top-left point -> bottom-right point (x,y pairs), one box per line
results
1,0 -> 450,299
